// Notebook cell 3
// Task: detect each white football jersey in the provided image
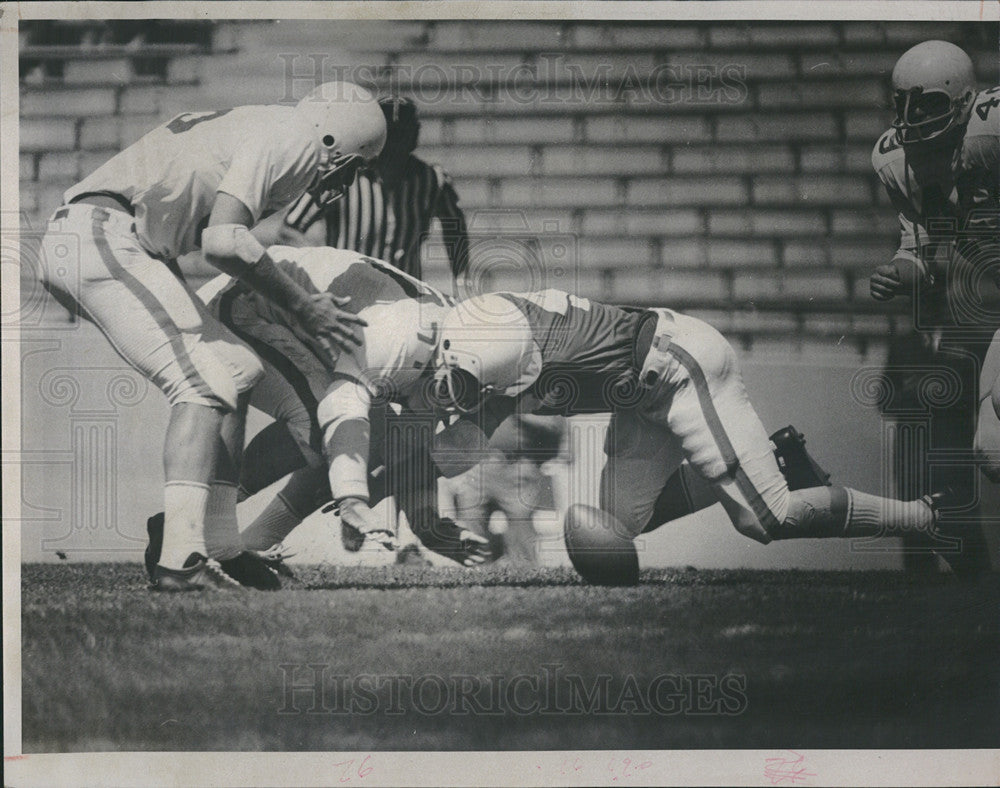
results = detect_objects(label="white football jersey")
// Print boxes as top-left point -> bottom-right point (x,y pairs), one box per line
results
199,245 -> 451,392
198,245 -> 452,501
66,106 -> 319,261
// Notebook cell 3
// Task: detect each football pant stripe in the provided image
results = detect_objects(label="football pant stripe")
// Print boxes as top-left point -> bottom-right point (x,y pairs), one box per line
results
90,212 -> 215,402
666,342 -> 783,534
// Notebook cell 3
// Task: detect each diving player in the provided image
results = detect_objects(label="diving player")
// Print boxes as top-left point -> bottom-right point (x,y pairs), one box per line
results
433,291 -> 949,548
39,81 -> 386,590
192,245 -> 490,566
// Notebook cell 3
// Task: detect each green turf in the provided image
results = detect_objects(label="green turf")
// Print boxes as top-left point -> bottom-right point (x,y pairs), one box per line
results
20,563 -> 1000,752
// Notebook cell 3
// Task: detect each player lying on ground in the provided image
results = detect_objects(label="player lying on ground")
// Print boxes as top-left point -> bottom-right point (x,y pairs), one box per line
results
432,291 -> 951,550
153,245 -> 490,571
40,81 -> 385,591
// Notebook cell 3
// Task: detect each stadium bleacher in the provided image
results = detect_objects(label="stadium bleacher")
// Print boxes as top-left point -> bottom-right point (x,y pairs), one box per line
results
18,19 -> 998,351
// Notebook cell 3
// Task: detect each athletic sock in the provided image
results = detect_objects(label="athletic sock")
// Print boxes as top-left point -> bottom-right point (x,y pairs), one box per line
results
204,481 -> 243,561
843,488 -> 935,538
160,481 -> 210,570
240,492 -> 305,551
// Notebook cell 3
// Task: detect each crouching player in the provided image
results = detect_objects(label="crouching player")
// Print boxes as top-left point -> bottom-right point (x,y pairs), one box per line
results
433,291 -> 951,553
184,245 -> 490,569
40,81 -> 384,591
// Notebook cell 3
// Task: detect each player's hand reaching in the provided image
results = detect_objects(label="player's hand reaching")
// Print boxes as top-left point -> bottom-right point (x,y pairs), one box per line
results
295,292 -> 367,358
870,263 -> 903,301
414,517 -> 491,567
330,496 -> 397,551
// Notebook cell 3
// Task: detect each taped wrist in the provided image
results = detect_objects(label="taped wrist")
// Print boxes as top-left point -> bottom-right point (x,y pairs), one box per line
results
202,223 -> 267,266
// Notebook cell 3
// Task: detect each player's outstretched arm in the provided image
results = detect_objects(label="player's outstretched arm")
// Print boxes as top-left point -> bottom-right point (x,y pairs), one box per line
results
203,194 -> 366,357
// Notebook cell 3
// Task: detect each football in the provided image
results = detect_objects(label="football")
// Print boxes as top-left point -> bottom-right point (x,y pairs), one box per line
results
563,504 -> 640,586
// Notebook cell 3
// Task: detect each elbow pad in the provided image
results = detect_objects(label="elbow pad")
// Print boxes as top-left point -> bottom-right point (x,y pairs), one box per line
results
202,223 -> 267,266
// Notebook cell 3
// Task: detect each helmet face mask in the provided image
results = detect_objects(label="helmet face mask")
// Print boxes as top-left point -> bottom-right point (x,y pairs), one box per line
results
431,365 -> 488,414
306,151 -> 364,208
890,40 -> 977,148
892,86 -> 970,145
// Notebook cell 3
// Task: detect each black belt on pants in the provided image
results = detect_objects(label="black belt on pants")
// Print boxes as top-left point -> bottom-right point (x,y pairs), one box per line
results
59,193 -> 186,282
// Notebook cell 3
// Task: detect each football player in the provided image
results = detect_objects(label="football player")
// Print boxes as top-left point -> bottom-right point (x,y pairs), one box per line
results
870,40 -> 998,305
869,40 -> 998,571
39,81 -> 385,591
189,245 -> 490,567
433,291 -> 949,549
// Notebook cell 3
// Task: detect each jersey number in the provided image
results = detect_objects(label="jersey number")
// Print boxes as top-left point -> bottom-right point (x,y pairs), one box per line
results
166,109 -> 233,134
976,96 -> 1000,121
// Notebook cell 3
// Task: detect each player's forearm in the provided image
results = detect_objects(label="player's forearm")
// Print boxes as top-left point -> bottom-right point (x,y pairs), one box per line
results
325,418 -> 372,502
202,223 -> 313,315
892,248 -> 932,284
213,252 -> 313,315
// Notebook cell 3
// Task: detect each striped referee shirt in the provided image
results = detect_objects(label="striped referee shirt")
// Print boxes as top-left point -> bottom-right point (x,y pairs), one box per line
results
283,155 -> 469,282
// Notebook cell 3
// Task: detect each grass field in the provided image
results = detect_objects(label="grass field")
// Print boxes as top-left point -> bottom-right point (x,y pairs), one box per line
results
20,563 -> 1000,752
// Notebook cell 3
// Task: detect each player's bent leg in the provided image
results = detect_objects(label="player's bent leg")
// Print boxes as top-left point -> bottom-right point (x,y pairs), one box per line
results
648,310 -> 937,543
47,208 -> 261,584
239,420 -> 315,499
240,464 -> 328,551
640,311 -> 786,542
600,410 -> 683,537
641,425 -> 833,534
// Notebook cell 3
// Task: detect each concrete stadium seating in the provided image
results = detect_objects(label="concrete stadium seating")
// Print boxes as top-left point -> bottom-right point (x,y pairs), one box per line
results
18,19 -> 998,351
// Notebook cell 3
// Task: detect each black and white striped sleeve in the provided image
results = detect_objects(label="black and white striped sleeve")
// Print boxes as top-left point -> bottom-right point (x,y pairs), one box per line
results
282,191 -> 326,234
432,165 -> 470,283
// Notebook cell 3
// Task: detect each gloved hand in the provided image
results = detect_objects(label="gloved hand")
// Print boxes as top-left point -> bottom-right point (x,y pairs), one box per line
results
326,496 -> 397,551
414,517 -> 491,567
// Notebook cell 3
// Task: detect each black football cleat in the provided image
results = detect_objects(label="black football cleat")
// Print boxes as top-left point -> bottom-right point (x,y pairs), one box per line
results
150,553 -> 244,592
145,512 -> 279,589
218,551 -> 281,591
414,517 -> 492,567
770,425 -> 832,490
918,487 -> 991,578
253,543 -> 297,578
920,486 -> 957,520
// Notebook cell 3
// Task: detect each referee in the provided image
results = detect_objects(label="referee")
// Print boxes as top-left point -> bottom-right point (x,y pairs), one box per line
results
257,96 -> 469,289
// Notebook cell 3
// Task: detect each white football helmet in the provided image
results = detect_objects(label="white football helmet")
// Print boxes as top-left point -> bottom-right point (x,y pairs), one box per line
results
891,41 -> 977,146
294,81 -> 387,206
433,295 -> 541,412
